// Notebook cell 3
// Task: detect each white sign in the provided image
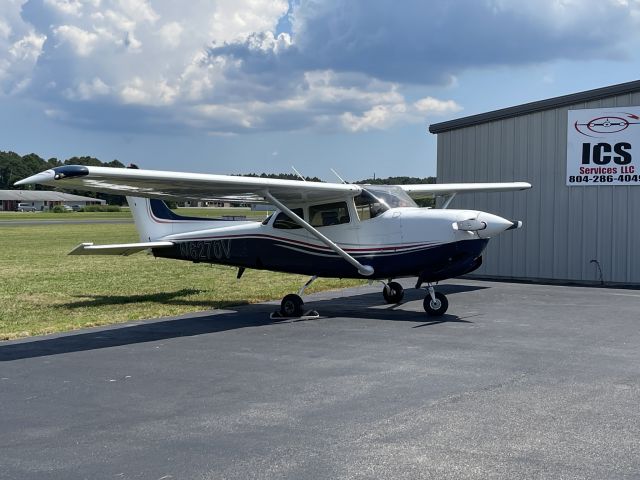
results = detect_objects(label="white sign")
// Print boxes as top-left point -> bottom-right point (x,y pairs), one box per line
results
567,106 -> 640,186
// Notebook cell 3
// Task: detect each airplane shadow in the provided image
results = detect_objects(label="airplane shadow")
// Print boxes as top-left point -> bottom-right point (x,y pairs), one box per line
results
0,283 -> 487,362
61,288 -> 247,310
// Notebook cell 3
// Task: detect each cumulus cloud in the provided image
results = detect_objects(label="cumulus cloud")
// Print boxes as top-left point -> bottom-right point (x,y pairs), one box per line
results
1,0 -> 639,133
185,70 -> 461,134
215,0 -> 640,84
53,24 -> 99,56
158,21 -> 182,49
0,0 -> 46,94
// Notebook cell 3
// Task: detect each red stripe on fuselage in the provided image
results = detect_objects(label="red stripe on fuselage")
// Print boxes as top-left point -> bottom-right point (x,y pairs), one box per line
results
171,233 -> 438,253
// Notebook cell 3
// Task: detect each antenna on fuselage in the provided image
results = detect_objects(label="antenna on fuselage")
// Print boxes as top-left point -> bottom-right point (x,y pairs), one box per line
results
330,168 -> 348,184
291,166 -> 306,182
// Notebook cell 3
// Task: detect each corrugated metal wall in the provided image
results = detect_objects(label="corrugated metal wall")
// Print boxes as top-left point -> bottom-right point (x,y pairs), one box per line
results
436,92 -> 640,284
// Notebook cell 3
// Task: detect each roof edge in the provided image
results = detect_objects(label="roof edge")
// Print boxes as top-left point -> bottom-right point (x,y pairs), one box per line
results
429,79 -> 640,134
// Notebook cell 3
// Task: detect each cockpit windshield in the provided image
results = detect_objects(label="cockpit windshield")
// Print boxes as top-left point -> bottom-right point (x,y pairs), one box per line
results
360,185 -> 418,209
354,185 -> 417,221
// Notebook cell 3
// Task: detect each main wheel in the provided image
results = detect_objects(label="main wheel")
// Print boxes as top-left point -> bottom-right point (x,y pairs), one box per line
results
280,294 -> 304,317
423,292 -> 448,316
382,281 -> 404,304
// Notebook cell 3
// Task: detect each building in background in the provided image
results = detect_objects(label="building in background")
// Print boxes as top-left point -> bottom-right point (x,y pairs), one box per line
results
0,191 -> 106,211
429,80 -> 640,285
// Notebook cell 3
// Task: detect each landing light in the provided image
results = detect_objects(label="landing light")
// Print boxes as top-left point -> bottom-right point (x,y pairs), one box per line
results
453,219 -> 487,231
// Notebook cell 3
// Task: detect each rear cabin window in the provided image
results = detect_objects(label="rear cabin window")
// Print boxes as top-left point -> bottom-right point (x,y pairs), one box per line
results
354,190 -> 389,221
309,202 -> 350,227
273,208 -> 304,229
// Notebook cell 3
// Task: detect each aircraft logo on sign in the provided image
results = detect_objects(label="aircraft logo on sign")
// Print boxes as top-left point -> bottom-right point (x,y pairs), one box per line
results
574,112 -> 640,138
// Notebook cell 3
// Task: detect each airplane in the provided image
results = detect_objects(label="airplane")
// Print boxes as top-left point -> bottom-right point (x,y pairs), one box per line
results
16,165 -> 531,318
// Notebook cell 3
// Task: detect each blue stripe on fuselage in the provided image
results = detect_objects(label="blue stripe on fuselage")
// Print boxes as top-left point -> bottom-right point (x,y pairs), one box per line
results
152,237 -> 489,280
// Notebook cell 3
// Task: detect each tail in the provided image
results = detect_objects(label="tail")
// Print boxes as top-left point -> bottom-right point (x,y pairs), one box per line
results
126,197 -> 235,242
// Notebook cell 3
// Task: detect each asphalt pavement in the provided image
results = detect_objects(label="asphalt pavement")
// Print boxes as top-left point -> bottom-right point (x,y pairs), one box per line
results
1,279 -> 639,479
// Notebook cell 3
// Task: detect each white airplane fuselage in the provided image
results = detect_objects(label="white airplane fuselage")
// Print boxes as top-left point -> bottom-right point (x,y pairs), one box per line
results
150,205 -> 511,281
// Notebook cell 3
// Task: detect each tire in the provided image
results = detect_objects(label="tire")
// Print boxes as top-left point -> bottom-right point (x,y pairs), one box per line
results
280,294 -> 304,317
423,292 -> 448,316
383,281 -> 404,304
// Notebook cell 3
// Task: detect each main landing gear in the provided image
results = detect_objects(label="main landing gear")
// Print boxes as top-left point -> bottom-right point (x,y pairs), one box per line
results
381,281 -> 404,304
272,276 -> 320,320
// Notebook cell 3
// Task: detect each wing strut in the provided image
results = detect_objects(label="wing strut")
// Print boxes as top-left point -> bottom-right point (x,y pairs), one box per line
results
263,191 -> 374,277
441,193 -> 456,209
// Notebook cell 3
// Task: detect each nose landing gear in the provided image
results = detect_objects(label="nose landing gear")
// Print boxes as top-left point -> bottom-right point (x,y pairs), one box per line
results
423,284 -> 448,316
381,279 -> 447,316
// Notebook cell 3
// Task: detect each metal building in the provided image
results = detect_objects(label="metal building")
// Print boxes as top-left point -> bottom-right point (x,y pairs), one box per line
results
0,190 -> 105,211
429,80 -> 640,285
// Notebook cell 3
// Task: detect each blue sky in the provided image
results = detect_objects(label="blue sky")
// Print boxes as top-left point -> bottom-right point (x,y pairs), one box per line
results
1,0 -> 639,181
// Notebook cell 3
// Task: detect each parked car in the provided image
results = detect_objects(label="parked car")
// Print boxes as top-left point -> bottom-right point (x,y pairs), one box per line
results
16,203 -> 36,212
70,204 -> 82,211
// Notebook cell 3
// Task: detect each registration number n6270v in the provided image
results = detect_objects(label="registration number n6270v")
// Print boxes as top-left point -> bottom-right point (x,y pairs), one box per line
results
179,239 -> 232,260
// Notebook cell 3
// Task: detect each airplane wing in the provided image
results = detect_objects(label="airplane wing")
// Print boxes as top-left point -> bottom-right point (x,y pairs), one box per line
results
15,165 -> 361,204
400,182 -> 532,199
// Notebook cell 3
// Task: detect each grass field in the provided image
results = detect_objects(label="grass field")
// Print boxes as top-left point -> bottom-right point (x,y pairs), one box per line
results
0,207 -> 270,221
0,220 -> 361,340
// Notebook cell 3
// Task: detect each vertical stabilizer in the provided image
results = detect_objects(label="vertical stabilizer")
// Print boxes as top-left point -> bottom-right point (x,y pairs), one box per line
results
126,196 -> 255,242
126,197 -> 169,242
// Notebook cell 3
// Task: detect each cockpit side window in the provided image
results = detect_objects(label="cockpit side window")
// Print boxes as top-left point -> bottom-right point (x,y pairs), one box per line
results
354,190 -> 389,221
273,208 -> 304,229
309,202 -> 350,227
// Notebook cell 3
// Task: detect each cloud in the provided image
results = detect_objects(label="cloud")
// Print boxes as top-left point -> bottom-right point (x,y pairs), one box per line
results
53,24 -> 99,56
0,1 -> 45,94
64,76 -> 110,100
214,0 -> 640,84
1,0 -> 639,134
158,21 -> 182,49
186,70 -> 461,134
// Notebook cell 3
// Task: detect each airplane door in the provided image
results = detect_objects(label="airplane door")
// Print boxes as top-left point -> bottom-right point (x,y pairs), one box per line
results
355,211 -> 402,247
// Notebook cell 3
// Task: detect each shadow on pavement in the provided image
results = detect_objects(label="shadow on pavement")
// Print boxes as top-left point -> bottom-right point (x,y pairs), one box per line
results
0,283 -> 487,362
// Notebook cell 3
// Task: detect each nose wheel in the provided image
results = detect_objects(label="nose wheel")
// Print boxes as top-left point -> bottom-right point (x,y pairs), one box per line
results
423,285 -> 448,316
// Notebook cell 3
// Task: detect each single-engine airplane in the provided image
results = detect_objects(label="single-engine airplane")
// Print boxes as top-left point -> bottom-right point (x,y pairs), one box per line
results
16,165 -> 531,318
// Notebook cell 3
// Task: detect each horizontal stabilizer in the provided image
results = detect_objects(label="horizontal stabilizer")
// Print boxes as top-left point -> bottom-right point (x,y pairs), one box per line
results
69,241 -> 174,256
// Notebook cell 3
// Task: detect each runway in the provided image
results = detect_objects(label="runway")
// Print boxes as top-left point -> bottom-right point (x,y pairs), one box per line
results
0,219 -> 133,226
1,279 -> 639,479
